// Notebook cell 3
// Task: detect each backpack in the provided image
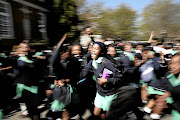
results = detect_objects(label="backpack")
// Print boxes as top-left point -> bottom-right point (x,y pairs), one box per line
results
139,60 -> 155,83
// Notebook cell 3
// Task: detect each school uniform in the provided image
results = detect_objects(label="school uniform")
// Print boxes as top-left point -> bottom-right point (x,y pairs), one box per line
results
1,55 -> 45,119
81,57 -> 122,111
49,48 -> 88,116
107,54 -> 139,86
161,72 -> 180,120
118,53 -> 139,85
67,54 -> 98,116
46,83 -> 74,119
50,84 -> 73,111
0,54 -> 15,118
49,45 -> 70,80
67,55 -> 83,87
0,71 -> 6,119
144,57 -> 168,95
83,52 -> 92,64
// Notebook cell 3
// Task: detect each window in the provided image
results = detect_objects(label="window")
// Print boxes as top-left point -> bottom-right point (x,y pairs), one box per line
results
38,12 -> 47,39
0,0 -> 14,38
0,1 -> 14,38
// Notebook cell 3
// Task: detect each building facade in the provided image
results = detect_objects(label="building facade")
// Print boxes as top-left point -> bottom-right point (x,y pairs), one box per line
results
0,0 -> 50,51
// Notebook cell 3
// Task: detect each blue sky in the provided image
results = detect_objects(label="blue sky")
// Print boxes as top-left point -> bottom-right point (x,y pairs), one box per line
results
86,0 -> 180,14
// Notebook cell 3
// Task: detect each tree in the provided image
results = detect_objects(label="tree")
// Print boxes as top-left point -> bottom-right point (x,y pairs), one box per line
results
95,4 -> 137,40
94,9 -> 117,38
78,1 -> 105,29
140,0 -> 180,40
114,4 -> 137,40
49,0 -> 81,45
77,2 -> 137,40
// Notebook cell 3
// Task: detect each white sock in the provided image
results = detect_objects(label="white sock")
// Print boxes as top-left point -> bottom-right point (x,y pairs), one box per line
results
150,113 -> 161,119
22,110 -> 28,115
142,100 -> 148,104
20,103 -> 28,115
56,118 -> 61,120
143,107 -> 152,113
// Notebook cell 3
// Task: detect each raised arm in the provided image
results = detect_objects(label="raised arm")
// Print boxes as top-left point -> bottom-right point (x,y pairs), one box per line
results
49,34 -> 67,67
148,31 -> 154,43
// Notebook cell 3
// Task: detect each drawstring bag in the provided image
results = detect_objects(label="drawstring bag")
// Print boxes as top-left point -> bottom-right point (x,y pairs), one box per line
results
51,85 -> 73,112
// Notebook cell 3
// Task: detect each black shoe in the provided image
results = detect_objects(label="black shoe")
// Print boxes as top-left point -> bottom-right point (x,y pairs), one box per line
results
143,111 -> 151,116
79,116 -> 84,120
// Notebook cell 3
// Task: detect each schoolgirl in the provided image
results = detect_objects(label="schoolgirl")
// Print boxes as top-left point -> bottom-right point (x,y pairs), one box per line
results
81,42 -> 122,119
106,45 -> 123,71
156,53 -> 180,120
47,37 -> 74,120
117,44 -> 138,86
0,42 -> 46,120
48,42 -> 88,119
67,43 -> 97,119
140,48 -> 169,119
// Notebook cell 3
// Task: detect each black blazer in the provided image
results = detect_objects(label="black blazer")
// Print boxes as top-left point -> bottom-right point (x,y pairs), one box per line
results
81,57 -> 123,96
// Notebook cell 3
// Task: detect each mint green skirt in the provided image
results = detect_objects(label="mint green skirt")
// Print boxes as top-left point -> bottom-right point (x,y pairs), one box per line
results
172,110 -> 180,120
94,92 -> 117,111
0,109 -> 3,120
146,86 -> 174,104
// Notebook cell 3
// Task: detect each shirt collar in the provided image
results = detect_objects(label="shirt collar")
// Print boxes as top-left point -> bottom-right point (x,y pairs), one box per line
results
167,73 -> 174,79
92,57 -> 103,69
95,57 -> 103,64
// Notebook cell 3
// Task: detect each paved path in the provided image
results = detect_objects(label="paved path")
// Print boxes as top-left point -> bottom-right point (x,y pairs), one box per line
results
5,109 -> 91,120
5,108 -> 171,120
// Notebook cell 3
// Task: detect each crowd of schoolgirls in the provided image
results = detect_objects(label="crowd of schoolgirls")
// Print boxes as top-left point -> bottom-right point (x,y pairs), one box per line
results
0,30 -> 180,120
